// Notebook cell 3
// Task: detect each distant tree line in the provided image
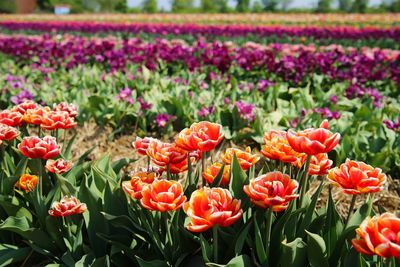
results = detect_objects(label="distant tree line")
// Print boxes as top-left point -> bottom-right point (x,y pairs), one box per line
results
33,0 -> 400,13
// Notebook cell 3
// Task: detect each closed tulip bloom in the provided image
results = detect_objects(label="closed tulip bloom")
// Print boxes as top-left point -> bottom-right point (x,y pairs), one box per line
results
261,130 -> 305,164
15,174 -> 38,192
203,163 -> 231,186
45,159 -> 73,174
221,147 -> 260,170
22,106 -> 51,125
175,121 -> 224,152
244,171 -> 299,212
18,136 -> 60,159
41,111 -> 77,130
183,187 -> 243,232
132,137 -> 156,156
352,213 -> 400,259
295,153 -> 333,176
286,120 -> 341,155
53,102 -> 79,118
122,171 -> 157,200
49,196 -> 87,217
0,124 -> 20,142
0,110 -> 23,127
140,179 -> 186,212
327,159 -> 386,195
11,100 -> 39,115
147,140 -> 187,166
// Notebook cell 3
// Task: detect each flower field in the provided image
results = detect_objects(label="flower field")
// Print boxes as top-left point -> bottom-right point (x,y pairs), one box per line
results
0,15 -> 399,266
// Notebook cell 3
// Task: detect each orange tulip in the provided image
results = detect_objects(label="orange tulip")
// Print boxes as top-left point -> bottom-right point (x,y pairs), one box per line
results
0,124 -> 20,142
352,213 -> 400,259
22,107 -> 51,125
132,137 -> 156,156
327,159 -> 386,195
41,111 -> 77,130
294,153 -> 333,176
261,130 -> 306,164
147,140 -> 187,167
122,171 -> 157,200
140,179 -> 186,212
45,159 -> 73,174
15,174 -> 38,192
203,163 -> 231,186
49,196 -> 87,217
183,187 -> 243,232
18,136 -> 60,159
286,120 -> 341,155
244,171 -> 299,212
221,147 -> 260,170
0,110 -> 23,127
11,100 -> 39,115
175,121 -> 224,152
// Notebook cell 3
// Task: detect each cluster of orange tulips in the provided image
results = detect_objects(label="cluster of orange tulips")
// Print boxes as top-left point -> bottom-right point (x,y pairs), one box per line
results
125,120 -> 399,261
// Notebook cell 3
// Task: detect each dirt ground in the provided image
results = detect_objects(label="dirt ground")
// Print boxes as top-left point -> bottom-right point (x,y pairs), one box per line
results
69,122 -> 400,215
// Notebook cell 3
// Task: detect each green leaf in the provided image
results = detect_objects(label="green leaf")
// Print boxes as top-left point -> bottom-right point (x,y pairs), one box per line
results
62,132 -> 77,159
229,153 -> 248,200
200,234 -> 212,263
281,238 -> 307,267
234,221 -> 252,256
323,188 -> 343,256
136,256 -> 168,267
306,230 -> 329,267
298,180 -> 324,236
254,217 -> 267,264
211,163 -> 226,187
225,255 -> 252,267
0,244 -> 31,267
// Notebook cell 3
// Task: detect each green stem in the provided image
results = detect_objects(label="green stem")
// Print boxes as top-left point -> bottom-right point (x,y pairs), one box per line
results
213,225 -> 219,263
37,159 -> 43,198
61,130 -> 68,153
38,126 -> 42,138
146,155 -> 150,170
187,153 -> 193,186
265,207 -> 273,259
299,155 -> 312,208
344,195 -> 357,228
163,212 -> 172,246
201,152 -> 206,186
166,163 -> 171,180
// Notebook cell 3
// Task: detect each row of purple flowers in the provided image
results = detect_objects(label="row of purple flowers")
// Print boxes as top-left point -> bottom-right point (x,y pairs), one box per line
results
1,34 -> 399,86
1,21 -> 400,41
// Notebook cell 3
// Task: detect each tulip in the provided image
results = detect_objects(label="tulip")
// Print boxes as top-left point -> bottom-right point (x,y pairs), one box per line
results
261,130 -> 305,164
183,187 -> 243,232
352,213 -> 400,259
49,196 -> 87,217
22,107 -> 51,125
175,121 -> 224,152
53,102 -> 79,118
11,100 -> 39,115
0,124 -> 20,142
221,147 -> 260,170
203,163 -> 230,186
0,110 -> 23,127
244,171 -> 299,212
122,171 -> 157,200
41,111 -> 77,130
18,136 -> 60,159
147,140 -> 187,167
132,137 -> 156,156
294,153 -> 333,176
286,120 -> 341,155
45,158 -> 73,174
327,159 -> 386,195
140,179 -> 186,212
15,174 -> 38,192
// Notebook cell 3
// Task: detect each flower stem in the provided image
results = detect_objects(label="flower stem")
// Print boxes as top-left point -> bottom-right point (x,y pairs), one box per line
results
299,155 -> 312,207
344,195 -> 357,228
163,212 -> 172,247
37,159 -> 43,197
201,152 -> 206,186
166,163 -> 171,180
213,225 -> 219,263
265,207 -> 273,259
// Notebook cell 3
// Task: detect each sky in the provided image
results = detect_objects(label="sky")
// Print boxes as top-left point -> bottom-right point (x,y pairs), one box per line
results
127,0 -> 383,10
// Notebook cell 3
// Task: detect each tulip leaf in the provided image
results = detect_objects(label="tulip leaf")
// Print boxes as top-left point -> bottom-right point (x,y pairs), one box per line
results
62,132 -> 77,160
229,153 -> 248,200
211,163 -> 226,187
254,217 -> 267,264
0,244 -> 31,267
298,180 -> 324,236
234,221 -> 252,256
225,255 -> 252,267
281,238 -> 308,267
306,230 -> 329,267
111,157 -> 134,174
200,234 -> 212,263
323,187 -> 343,257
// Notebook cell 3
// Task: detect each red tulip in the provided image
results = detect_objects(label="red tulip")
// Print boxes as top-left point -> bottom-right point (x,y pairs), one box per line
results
286,120 -> 341,155
327,159 -> 386,195
22,107 -> 51,125
0,110 -> 23,127
203,163 -> 230,186
221,147 -> 260,170
45,159 -> 73,174
11,100 -> 39,115
0,124 -> 19,142
18,136 -> 60,159
41,111 -> 77,130
122,171 -> 157,200
147,140 -> 187,166
244,171 -> 299,212
15,174 -> 38,192
49,196 -> 87,217
132,137 -> 156,156
53,102 -> 79,118
352,213 -> 400,259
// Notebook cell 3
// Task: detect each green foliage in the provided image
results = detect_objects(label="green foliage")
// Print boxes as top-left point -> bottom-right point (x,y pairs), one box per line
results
316,0 -> 333,12
142,0 -> 158,13
171,0 -> 194,13
351,0 -> 369,13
